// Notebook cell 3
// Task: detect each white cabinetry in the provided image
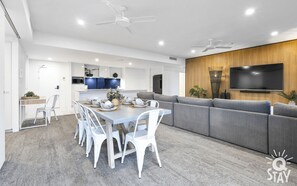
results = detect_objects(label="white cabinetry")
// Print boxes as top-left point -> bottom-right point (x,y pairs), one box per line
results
109,67 -> 122,78
99,66 -> 109,77
72,63 -> 84,77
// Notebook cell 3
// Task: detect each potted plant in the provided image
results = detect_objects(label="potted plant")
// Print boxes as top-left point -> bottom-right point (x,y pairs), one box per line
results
106,89 -> 124,106
189,85 -> 208,98
278,90 -> 297,105
22,91 -> 40,99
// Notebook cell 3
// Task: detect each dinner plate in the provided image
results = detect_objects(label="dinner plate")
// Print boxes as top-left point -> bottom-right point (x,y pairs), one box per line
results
122,102 -> 132,105
90,105 -> 100,108
132,104 -> 147,108
98,107 -> 118,112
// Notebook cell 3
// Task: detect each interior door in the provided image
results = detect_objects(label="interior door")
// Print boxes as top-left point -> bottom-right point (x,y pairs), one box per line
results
38,64 -> 61,112
4,42 -> 12,130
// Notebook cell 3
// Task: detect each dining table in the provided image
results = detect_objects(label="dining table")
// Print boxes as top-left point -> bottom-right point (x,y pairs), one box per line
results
81,103 -> 172,169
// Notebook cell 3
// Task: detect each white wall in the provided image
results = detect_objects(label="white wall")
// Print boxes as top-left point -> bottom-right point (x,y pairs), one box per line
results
0,7 -> 6,169
163,66 -> 185,96
124,68 -> 149,91
27,60 -> 72,117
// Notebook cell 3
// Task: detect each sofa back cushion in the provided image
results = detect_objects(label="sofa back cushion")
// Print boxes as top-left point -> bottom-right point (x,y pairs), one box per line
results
177,97 -> 213,107
137,92 -> 154,100
213,98 -> 271,114
154,94 -> 177,102
274,103 -> 297,118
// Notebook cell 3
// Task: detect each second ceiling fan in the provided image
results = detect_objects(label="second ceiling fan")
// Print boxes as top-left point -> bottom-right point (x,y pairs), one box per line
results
96,0 -> 156,33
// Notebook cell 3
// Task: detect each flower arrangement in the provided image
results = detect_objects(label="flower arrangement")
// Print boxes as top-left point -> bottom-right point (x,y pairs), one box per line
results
106,89 -> 124,101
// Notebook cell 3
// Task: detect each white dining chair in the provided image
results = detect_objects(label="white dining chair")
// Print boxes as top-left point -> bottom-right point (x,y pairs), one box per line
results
34,94 -> 59,124
83,105 -> 122,168
73,101 -> 87,145
121,109 -> 164,178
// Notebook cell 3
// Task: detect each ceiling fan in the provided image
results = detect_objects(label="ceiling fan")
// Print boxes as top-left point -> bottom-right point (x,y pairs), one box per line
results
96,0 -> 156,33
192,39 -> 233,52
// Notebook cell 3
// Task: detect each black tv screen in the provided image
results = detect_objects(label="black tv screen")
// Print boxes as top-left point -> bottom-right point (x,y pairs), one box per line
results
230,63 -> 283,91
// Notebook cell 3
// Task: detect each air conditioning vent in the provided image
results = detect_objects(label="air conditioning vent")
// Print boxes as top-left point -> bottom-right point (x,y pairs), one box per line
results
169,57 -> 177,61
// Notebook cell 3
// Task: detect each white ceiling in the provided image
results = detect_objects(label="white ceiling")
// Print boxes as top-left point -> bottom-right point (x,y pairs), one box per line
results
23,0 -> 297,58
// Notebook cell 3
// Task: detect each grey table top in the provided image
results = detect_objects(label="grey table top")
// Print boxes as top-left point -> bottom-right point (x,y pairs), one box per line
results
82,103 -> 171,125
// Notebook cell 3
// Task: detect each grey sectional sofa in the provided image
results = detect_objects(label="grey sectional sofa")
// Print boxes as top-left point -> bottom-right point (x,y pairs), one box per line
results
137,92 -> 177,126
269,103 -> 297,163
137,92 -> 297,160
174,97 -> 213,136
210,99 -> 271,153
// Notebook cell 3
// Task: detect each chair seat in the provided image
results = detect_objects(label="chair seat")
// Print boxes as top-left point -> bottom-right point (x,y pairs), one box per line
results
126,130 -> 148,141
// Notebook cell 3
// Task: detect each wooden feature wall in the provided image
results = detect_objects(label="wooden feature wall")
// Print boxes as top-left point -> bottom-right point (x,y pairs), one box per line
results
186,40 -> 297,103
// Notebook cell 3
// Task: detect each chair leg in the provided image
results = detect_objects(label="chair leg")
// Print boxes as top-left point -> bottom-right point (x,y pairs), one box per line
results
47,111 -> 51,124
53,110 -> 58,120
152,140 -> 162,168
136,146 -> 146,179
78,125 -> 84,145
121,132 -> 125,145
121,139 -> 129,163
34,111 -> 39,124
94,139 -> 104,169
86,134 -> 93,157
81,132 -> 86,146
74,123 -> 79,139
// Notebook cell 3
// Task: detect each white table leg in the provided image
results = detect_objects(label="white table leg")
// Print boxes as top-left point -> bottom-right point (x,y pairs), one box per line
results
106,121 -> 115,169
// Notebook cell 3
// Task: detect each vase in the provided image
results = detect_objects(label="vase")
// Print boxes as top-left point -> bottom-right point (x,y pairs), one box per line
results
112,99 -> 120,106
288,101 -> 296,106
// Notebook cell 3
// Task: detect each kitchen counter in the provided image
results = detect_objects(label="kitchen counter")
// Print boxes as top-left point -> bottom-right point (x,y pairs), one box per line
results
75,89 -> 147,101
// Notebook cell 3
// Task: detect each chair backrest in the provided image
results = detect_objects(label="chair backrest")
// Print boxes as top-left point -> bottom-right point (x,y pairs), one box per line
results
45,94 -> 59,109
133,109 -> 164,139
83,105 -> 106,135
146,100 -> 159,108
73,101 -> 86,121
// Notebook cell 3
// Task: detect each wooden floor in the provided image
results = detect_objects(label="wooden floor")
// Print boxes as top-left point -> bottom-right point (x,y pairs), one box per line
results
1,115 -> 297,186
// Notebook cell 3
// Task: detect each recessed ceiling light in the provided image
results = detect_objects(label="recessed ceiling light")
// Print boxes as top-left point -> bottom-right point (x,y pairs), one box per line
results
158,40 -> 164,46
245,8 -> 255,16
271,31 -> 279,36
243,66 -> 250,69
95,58 -> 99,62
191,49 -> 196,54
48,57 -> 52,61
128,62 -> 132,66
77,19 -> 85,26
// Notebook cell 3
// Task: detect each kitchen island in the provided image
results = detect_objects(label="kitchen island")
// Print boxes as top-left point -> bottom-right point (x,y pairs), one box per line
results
75,89 -> 146,101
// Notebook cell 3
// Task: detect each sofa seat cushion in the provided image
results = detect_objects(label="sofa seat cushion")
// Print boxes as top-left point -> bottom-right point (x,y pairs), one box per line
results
154,94 -> 177,103
177,97 -> 213,107
137,92 -> 154,100
213,98 -> 271,114
274,102 -> 297,118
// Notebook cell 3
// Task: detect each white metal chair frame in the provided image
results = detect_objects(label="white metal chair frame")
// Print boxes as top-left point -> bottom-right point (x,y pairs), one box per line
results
34,94 -> 59,124
73,101 -> 87,145
122,109 -> 164,178
83,105 -> 122,168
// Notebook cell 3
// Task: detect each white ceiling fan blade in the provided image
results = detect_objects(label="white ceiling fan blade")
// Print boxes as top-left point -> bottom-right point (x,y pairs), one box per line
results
130,16 -> 156,23
215,46 -> 232,49
125,27 -> 132,34
96,20 -> 115,26
101,0 -> 121,14
202,48 -> 209,52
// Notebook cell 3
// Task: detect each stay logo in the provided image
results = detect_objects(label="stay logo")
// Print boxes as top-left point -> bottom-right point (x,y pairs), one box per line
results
266,150 -> 293,184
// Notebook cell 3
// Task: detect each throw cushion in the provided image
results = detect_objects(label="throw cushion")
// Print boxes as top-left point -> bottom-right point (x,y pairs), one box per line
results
213,98 -> 271,114
177,97 -> 213,107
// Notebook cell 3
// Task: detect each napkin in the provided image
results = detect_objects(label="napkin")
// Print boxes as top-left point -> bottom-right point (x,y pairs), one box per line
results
134,98 -> 144,105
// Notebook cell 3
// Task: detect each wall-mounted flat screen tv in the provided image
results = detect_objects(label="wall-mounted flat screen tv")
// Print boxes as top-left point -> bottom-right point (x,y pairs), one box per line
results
230,63 -> 283,91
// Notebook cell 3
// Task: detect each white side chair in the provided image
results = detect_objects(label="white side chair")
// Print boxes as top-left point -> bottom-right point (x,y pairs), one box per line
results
83,105 -> 122,168
34,94 -> 59,124
122,109 -> 164,178
73,101 -> 87,145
